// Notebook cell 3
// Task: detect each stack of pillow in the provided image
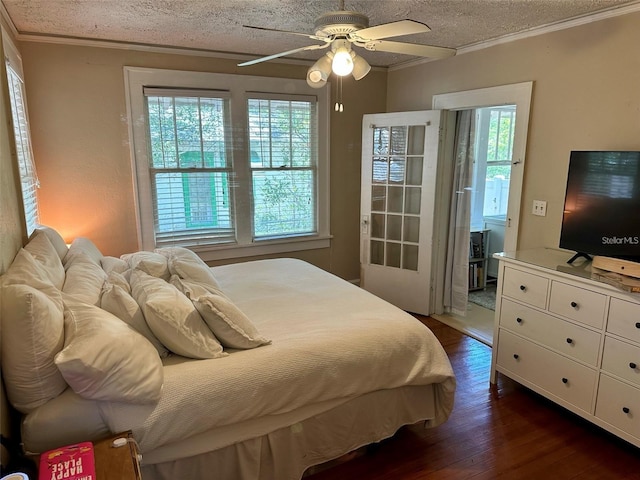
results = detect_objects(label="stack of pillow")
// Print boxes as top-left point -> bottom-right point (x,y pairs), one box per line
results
0,226 -> 270,417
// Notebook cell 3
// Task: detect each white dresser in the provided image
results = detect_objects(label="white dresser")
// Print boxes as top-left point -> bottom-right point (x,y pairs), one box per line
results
491,248 -> 640,448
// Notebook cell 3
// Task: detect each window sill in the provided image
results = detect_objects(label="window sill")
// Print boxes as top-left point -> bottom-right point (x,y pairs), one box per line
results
192,235 -> 332,262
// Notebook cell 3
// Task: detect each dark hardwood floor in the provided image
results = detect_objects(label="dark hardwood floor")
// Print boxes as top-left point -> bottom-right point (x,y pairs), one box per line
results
307,316 -> 640,480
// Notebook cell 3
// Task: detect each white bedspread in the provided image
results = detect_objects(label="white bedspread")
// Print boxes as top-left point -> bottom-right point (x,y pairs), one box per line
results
100,259 -> 456,453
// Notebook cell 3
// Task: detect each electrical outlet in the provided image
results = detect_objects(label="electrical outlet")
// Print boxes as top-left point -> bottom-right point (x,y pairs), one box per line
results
532,200 -> 547,216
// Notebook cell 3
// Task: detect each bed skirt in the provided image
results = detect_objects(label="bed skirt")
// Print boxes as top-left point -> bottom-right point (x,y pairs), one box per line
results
141,384 -> 437,480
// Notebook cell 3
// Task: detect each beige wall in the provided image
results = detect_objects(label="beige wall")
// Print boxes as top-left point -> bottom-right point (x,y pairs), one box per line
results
388,12 -> 640,252
19,42 -> 387,280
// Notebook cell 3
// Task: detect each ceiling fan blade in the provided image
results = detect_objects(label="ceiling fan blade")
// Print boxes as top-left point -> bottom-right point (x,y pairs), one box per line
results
243,25 -> 328,42
362,40 -> 456,59
238,43 -> 330,67
351,19 -> 430,41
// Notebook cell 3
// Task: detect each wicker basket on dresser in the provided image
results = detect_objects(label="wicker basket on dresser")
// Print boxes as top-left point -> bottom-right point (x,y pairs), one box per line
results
490,248 -> 640,448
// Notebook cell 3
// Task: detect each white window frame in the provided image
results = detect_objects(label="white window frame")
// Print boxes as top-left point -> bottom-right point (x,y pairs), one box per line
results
3,27 -> 39,235
124,67 -> 330,260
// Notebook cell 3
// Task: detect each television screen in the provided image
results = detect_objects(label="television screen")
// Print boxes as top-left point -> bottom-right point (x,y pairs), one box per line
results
560,151 -> 640,261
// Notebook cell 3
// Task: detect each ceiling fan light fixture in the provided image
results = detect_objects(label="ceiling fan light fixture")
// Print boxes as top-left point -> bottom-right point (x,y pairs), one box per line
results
332,46 -> 354,76
306,53 -> 333,88
351,53 -> 371,81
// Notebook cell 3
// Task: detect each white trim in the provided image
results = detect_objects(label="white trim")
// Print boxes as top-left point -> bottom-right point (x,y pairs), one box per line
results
389,2 -> 640,72
11,31 -> 386,73
196,235 -> 332,262
2,25 -> 22,76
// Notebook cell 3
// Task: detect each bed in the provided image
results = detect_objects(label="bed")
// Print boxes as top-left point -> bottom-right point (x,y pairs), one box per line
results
0,227 -> 456,480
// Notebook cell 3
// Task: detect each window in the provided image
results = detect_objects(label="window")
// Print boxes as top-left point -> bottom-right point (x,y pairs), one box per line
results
248,96 -> 316,239
474,106 -> 516,220
3,28 -> 39,235
126,68 -> 329,259
145,90 -> 234,245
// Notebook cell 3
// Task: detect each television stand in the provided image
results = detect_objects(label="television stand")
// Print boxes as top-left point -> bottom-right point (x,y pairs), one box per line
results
567,252 -> 592,264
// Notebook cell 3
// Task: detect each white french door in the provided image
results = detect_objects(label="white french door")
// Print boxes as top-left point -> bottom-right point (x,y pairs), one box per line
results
360,110 -> 444,315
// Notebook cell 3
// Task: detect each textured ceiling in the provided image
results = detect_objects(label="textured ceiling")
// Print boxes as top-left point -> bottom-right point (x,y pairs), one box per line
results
2,0 -> 639,67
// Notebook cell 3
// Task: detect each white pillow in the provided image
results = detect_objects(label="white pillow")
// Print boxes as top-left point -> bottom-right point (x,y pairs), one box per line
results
101,255 -> 129,274
55,296 -> 164,404
0,283 -> 68,413
62,251 -> 108,305
130,270 -> 226,359
105,270 -> 131,292
25,229 -> 66,289
122,251 -> 170,280
2,248 -> 60,296
156,247 -> 220,289
64,237 -> 104,265
172,276 -> 271,350
100,280 -> 169,358
35,226 -> 69,260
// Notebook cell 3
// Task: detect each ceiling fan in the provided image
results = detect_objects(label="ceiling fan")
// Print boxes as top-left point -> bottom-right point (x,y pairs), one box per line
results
237,1 -> 456,89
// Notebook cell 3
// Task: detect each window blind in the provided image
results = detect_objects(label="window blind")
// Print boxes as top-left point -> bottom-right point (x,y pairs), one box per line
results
5,61 -> 39,235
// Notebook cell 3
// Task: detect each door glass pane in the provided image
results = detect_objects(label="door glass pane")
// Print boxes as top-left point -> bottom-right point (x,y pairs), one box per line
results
367,120 -> 427,272
407,125 -> 425,155
403,216 -> 420,243
389,157 -> 405,184
372,157 -> 388,183
405,187 -> 421,214
387,215 -> 402,241
371,213 -> 385,238
388,186 -> 403,213
371,185 -> 386,211
406,157 -> 423,185
387,242 -> 401,268
373,127 -> 389,155
403,244 -> 419,271
390,126 -> 407,154
370,240 -> 384,265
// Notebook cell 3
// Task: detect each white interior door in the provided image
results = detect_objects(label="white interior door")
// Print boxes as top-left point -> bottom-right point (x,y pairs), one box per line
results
360,110 -> 444,315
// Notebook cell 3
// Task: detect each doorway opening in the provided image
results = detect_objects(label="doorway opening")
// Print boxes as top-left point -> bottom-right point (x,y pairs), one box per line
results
430,82 -> 533,346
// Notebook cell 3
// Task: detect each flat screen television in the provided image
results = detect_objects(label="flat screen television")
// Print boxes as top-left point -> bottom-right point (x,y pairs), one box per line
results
560,150 -> 640,264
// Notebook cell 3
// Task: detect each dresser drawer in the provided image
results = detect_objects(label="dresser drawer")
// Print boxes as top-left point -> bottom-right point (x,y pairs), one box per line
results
502,267 -> 549,309
548,281 -> 606,329
601,336 -> 640,387
499,298 -> 600,365
608,298 -> 640,343
496,330 -> 596,413
595,374 -> 640,441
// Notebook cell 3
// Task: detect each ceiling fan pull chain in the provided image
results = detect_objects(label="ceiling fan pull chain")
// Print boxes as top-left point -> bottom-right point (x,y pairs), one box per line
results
335,76 -> 344,112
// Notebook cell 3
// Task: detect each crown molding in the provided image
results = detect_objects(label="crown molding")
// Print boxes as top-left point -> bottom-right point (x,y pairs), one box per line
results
0,1 -> 18,38
390,1 -> 640,72
10,31 -> 388,72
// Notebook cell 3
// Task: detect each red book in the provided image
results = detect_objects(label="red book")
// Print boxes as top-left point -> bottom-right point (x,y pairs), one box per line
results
39,441 -> 96,480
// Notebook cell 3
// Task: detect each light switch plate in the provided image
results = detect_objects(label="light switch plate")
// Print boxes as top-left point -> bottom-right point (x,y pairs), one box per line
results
532,200 -> 547,216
